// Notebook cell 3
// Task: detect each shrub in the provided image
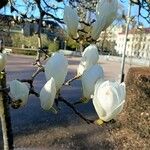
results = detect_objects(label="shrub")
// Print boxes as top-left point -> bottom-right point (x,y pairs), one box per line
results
124,67 -> 150,138
126,67 -> 150,97
11,33 -> 50,48
12,48 -> 37,55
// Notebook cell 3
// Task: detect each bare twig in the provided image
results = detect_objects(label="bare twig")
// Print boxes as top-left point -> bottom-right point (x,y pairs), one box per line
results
65,75 -> 81,85
18,65 -> 44,97
0,70 -> 14,149
32,66 -> 44,80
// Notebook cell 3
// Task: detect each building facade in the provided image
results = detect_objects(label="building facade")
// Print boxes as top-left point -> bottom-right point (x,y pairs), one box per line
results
115,27 -> 150,59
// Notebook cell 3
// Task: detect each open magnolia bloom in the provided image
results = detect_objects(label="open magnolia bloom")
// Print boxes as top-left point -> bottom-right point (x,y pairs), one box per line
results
63,6 -> 79,38
0,53 -> 7,72
93,80 -> 126,122
44,52 -> 68,92
91,0 -> 118,40
40,77 -> 56,111
81,64 -> 104,100
77,44 -> 99,76
9,80 -> 29,107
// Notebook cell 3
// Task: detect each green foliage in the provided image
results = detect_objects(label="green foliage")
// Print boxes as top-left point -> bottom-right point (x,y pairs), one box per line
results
11,33 -> 49,48
48,41 -> 59,53
67,37 -> 79,49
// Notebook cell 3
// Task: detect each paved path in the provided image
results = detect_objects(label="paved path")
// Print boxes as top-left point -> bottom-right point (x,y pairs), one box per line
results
0,54 -> 138,150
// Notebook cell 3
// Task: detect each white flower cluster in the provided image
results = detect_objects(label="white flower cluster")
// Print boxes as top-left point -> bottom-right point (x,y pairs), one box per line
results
0,0 -> 125,122
62,0 -> 125,122
9,52 -> 68,112
63,0 -> 118,40
77,45 -> 126,122
0,44 -> 125,122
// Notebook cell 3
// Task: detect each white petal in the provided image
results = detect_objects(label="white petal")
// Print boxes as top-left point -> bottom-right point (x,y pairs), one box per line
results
63,6 -> 79,37
93,80 -> 125,121
101,100 -> 125,122
44,52 -> 68,91
82,44 -> 99,64
77,44 -> 99,75
77,62 -> 85,76
108,81 -> 126,103
94,78 -> 104,91
98,85 -> 119,113
93,81 -> 106,117
0,53 -> 7,72
92,0 -> 118,40
40,77 -> 56,110
81,64 -> 104,99
9,80 -> 29,106
91,15 -> 105,40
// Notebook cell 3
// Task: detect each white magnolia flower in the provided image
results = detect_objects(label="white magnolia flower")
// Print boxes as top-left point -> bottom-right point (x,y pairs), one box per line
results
91,15 -> 105,40
40,77 -> 56,110
81,64 -> 104,100
0,53 -> 7,72
63,6 -> 79,38
9,80 -> 29,107
91,0 -> 118,40
44,52 -> 68,91
93,80 -> 126,122
77,44 -> 99,76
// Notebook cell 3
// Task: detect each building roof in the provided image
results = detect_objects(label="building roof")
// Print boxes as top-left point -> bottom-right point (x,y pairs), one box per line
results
119,27 -> 150,35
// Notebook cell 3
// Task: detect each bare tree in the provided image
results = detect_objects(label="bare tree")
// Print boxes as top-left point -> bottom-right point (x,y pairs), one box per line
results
130,0 -> 150,23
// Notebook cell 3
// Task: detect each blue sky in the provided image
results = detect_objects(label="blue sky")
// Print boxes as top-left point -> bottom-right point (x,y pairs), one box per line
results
121,0 -> 149,27
0,0 -> 149,27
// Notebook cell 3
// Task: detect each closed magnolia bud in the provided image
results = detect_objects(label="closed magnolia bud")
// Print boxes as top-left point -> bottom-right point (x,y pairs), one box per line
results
44,52 -> 68,91
63,6 -> 79,38
40,77 -> 56,110
91,15 -> 105,40
81,64 -> 104,100
93,80 -> 126,122
0,53 -> 7,72
9,80 -> 29,107
77,44 -> 99,76
91,0 -> 118,40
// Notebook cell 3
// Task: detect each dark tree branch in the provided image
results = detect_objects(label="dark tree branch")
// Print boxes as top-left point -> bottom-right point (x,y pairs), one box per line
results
65,75 -> 81,85
18,65 -> 44,98
58,96 -> 94,124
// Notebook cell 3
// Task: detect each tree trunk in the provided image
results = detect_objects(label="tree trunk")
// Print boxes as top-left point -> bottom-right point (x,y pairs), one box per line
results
101,30 -> 107,52
36,12 -> 43,61
0,71 -> 14,150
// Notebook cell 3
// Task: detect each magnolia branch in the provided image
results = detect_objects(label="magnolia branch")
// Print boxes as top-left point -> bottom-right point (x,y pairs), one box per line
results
65,75 -> 81,85
58,96 -> 95,124
19,66 -> 44,97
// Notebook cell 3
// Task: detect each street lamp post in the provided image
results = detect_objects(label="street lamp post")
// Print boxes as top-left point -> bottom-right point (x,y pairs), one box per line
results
120,2 -> 131,83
